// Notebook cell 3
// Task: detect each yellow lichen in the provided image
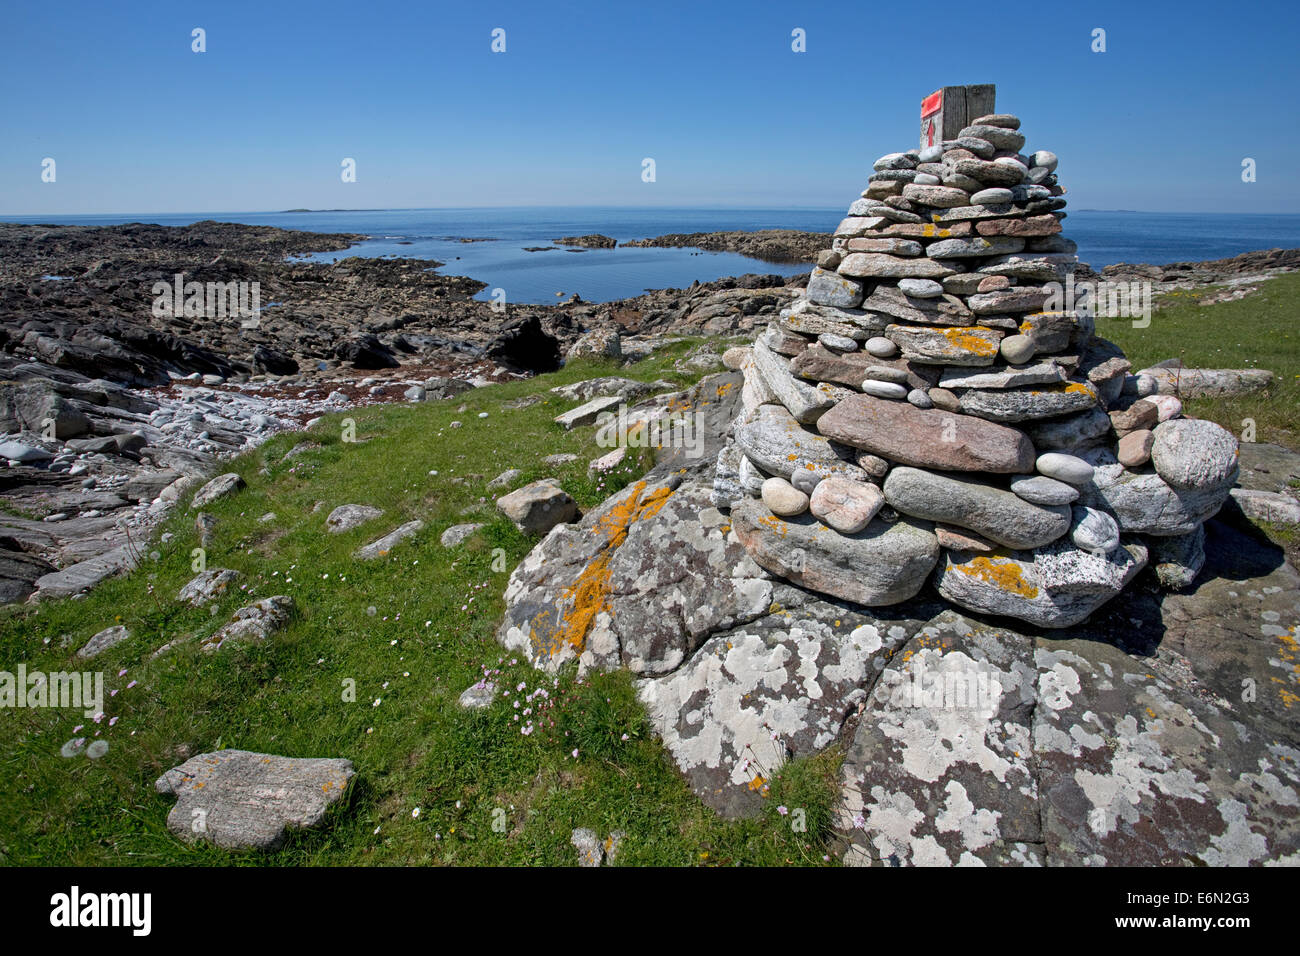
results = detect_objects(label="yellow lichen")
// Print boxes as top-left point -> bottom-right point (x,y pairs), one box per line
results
939,328 -> 1000,356
955,552 -> 1039,598
527,481 -> 676,660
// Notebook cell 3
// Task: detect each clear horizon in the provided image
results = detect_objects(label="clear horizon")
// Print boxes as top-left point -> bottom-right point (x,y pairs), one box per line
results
3,0 -> 1298,216
5,205 -> 1300,223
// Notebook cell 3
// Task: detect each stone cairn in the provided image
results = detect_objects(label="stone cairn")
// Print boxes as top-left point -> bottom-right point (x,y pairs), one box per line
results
713,111 -> 1241,628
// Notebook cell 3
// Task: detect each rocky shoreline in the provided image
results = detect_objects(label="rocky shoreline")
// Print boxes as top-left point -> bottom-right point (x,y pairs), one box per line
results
2,218 -> 1296,606
621,229 -> 828,262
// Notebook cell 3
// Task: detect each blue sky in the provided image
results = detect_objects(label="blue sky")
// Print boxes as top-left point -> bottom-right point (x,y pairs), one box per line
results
2,0 -> 1297,215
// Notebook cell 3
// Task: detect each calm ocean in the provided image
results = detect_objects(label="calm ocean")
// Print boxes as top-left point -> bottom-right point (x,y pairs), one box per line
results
5,207 -> 1299,305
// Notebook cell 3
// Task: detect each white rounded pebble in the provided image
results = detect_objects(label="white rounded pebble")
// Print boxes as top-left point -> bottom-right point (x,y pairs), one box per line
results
861,379 -> 908,400
1036,452 -> 1095,486
865,336 -> 899,358
899,278 -> 944,298
761,477 -> 809,517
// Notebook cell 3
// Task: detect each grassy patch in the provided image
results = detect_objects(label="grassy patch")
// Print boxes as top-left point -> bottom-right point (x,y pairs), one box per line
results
0,336 -> 840,866
1098,272 -> 1300,451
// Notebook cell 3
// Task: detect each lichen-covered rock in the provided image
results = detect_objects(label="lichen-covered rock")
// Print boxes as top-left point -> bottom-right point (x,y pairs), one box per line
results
1148,525 -> 1206,589
1033,638 -> 1300,865
200,595 -> 294,652
639,584 -> 936,817
735,404 -> 867,483
711,445 -> 745,508
886,324 -> 1004,366
940,362 -> 1065,390
956,380 -> 1098,423
154,750 -> 354,850
440,523 -> 485,548
76,625 -> 130,659
837,612 -> 1041,866
752,337 -> 837,424
499,479 -> 773,676
935,539 -> 1146,628
731,498 -> 939,607
325,504 -> 383,533
177,568 -> 242,606
805,267 -> 864,308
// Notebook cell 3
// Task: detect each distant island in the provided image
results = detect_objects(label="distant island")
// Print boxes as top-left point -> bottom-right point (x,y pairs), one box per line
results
281,208 -> 389,213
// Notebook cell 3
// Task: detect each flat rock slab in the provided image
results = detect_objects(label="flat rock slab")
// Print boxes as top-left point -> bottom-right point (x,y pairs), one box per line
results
440,522 -> 485,547
1156,520 -> 1300,739
550,377 -> 676,403
640,583 -> 937,817
753,337 -> 837,424
1139,366 -> 1274,398
1236,442 -> 1300,495
0,547 -> 56,604
154,750 -> 355,851
1228,488 -> 1300,527
886,324 -> 1004,366
817,393 -> 1034,474
554,395 -> 623,429
326,504 -> 383,533
355,519 -> 425,560
735,403 -> 868,483
956,381 -> 1098,423
76,624 -> 130,659
837,612 -> 1041,866
35,544 -> 139,599
499,479 -> 773,676
1034,637 -> 1299,865
190,472 -> 246,509
731,498 -> 939,607
790,344 -> 937,391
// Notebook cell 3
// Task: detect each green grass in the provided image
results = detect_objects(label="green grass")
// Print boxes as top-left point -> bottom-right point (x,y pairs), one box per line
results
0,335 -> 842,866
1099,272 -> 1300,451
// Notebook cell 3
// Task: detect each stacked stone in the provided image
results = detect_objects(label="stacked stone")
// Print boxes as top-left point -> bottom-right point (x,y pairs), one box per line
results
713,112 -> 1241,628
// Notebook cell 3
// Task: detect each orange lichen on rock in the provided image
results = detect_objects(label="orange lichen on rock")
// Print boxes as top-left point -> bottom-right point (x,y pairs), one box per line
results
954,552 -> 1039,599
528,480 -> 675,661
939,327 -> 1000,356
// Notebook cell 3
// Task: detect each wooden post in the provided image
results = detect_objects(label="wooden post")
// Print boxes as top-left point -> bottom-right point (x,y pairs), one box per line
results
920,84 -> 996,149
